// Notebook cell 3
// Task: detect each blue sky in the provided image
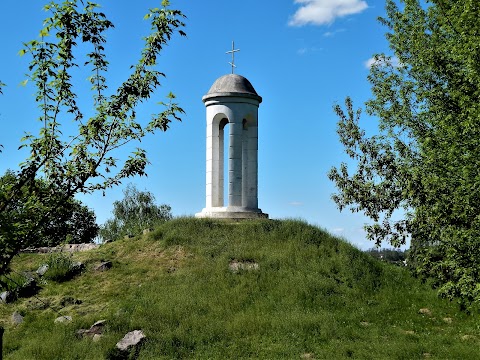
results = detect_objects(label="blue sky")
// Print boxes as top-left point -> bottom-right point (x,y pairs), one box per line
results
0,0 -> 397,250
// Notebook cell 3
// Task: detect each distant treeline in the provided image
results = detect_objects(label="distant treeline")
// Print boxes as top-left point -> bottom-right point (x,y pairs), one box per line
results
365,248 -> 407,266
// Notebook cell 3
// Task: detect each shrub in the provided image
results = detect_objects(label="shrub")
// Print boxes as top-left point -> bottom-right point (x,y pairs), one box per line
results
43,253 -> 83,282
99,184 -> 172,242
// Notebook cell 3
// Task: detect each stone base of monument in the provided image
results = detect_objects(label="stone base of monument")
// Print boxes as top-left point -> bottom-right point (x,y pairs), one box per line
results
195,207 -> 268,219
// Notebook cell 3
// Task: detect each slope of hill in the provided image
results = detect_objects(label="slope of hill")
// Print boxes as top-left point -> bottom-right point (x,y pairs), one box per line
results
1,218 -> 479,359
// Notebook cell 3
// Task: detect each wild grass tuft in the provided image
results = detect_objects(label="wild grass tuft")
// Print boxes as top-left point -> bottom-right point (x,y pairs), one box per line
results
43,252 -> 81,282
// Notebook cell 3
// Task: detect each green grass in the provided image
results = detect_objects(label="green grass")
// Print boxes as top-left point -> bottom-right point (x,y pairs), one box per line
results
1,218 -> 479,359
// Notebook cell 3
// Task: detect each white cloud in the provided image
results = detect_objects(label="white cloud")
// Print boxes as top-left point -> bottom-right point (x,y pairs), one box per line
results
296,46 -> 321,55
331,227 -> 345,233
364,56 -> 400,69
297,47 -> 308,55
323,28 -> 346,37
289,0 -> 368,27
289,201 -> 304,206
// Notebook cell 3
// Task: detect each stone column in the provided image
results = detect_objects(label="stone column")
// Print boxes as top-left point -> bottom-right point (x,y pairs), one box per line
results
205,120 -> 216,208
228,118 -> 243,207
218,120 -> 226,207
242,121 -> 249,208
246,122 -> 258,209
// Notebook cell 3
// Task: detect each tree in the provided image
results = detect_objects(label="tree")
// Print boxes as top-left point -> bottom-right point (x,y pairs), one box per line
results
0,170 -> 99,246
0,1 -> 186,277
329,0 -> 480,309
99,184 -> 172,242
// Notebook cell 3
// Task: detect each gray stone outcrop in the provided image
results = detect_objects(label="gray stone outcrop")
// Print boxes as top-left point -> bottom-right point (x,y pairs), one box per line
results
22,243 -> 99,254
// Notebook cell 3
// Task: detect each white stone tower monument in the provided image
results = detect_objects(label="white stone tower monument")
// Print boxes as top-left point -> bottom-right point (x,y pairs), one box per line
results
195,73 -> 268,219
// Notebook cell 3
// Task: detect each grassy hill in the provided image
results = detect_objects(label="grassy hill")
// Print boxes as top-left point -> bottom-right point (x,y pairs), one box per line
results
1,218 -> 479,359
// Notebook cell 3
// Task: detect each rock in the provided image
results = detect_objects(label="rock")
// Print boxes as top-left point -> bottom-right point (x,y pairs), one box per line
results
69,262 -> 85,277
77,320 -> 107,339
92,334 -> 103,342
461,334 -> 476,341
22,271 -> 35,281
0,291 -> 15,304
89,320 -> 106,334
59,296 -> 82,307
21,247 -> 51,254
11,312 -> 24,325
443,317 -> 453,324
36,264 -> 49,276
116,330 -> 146,351
76,329 -> 88,337
22,243 -> 99,254
229,260 -> 259,273
301,353 -> 315,359
94,261 -> 112,272
143,228 -> 153,235
72,262 -> 85,271
419,308 -> 432,316
17,278 -> 39,298
54,315 -> 72,323
61,243 -> 99,252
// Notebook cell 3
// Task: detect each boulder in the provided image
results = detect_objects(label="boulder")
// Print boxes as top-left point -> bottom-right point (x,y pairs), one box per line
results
0,291 -> 15,304
68,262 -> 85,278
419,308 -> 432,316
89,320 -> 106,334
301,353 -> 315,359
36,264 -> 49,276
17,278 -> 39,298
11,312 -> 24,325
116,330 -> 146,351
94,261 -> 112,272
77,320 -> 107,338
54,315 -> 72,323
72,262 -> 85,271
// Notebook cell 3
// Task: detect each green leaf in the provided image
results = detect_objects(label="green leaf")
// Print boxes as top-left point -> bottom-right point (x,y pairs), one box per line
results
39,28 -> 50,37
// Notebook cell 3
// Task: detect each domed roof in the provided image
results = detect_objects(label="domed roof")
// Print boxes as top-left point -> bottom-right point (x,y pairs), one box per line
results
203,74 -> 262,103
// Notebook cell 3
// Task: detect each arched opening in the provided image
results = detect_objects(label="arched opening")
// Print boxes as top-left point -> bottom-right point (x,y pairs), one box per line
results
242,119 -> 248,208
219,118 -> 228,207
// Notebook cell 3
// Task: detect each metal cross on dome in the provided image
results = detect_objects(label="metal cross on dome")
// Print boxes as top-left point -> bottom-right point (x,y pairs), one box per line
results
226,41 -> 240,74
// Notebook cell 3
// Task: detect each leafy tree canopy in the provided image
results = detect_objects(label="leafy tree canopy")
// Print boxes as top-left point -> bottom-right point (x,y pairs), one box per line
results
0,0 -> 186,277
329,0 -> 480,309
1,170 -> 99,247
99,183 -> 172,242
